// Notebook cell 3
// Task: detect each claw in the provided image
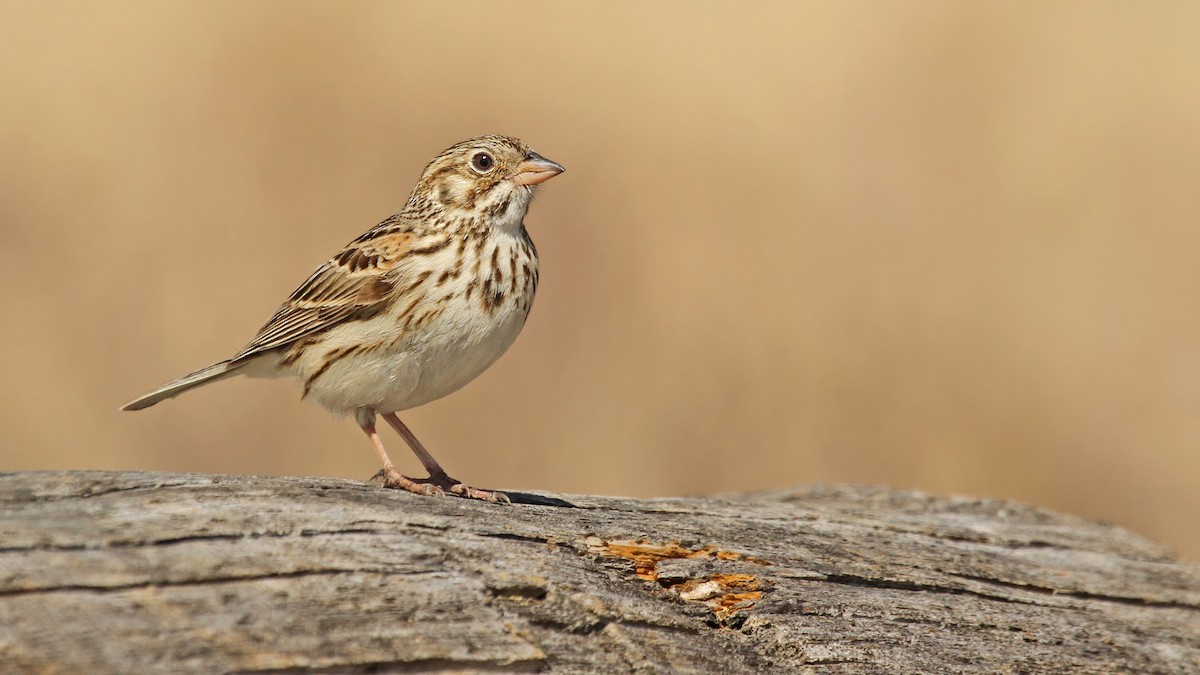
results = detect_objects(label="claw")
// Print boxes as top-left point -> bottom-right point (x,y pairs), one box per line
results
381,469 -> 445,497
375,467 -> 506,503
451,483 -> 510,503
418,483 -> 446,497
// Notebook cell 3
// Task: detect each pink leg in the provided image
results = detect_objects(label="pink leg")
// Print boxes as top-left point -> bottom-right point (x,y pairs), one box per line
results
356,410 -> 442,497
382,412 -> 509,504
382,412 -> 451,479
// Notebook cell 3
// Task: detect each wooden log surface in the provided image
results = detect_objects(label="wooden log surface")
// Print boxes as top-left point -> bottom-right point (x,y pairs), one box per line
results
0,471 -> 1197,673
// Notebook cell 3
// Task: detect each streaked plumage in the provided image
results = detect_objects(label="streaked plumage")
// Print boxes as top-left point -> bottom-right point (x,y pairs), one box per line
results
123,135 -> 564,502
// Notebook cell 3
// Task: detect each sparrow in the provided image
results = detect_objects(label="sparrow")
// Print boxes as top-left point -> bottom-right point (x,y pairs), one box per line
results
123,135 -> 564,503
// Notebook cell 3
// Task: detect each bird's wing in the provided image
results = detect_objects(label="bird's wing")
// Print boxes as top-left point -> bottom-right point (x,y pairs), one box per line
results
232,216 -> 430,361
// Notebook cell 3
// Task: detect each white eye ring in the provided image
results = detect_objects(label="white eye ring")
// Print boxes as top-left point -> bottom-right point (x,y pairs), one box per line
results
470,152 -> 495,173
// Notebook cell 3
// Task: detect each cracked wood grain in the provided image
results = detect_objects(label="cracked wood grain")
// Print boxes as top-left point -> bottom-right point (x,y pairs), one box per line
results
0,471 -> 1197,673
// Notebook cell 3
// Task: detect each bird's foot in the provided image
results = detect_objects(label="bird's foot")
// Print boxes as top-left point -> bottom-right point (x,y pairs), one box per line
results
448,482 -> 511,504
373,468 -> 508,503
380,467 -> 445,497
418,472 -> 510,503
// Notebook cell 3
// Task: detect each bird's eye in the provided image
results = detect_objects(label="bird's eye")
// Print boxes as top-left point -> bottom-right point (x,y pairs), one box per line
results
470,152 -> 494,173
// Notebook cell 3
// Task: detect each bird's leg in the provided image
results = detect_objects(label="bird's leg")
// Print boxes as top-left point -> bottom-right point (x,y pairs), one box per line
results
382,412 -> 509,503
356,409 -> 442,497
381,412 -> 451,480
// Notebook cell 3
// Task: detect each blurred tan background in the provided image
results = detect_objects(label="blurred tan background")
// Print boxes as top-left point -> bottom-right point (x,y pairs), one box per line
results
3,2 -> 1198,558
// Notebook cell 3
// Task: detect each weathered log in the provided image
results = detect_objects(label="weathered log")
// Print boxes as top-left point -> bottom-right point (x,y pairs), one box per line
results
0,471 -> 1196,673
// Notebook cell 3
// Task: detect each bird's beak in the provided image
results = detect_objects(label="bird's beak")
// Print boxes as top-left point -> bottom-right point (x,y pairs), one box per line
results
511,152 -> 565,186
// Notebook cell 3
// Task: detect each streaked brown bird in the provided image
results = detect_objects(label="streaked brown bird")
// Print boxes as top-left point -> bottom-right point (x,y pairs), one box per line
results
123,135 -> 564,502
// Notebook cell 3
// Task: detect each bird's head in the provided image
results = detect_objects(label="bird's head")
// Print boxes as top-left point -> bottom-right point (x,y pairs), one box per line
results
411,135 -> 564,230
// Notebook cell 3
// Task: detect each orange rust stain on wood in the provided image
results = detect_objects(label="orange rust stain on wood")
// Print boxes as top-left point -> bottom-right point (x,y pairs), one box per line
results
588,539 -> 769,621
704,574 -> 763,620
596,541 -> 701,580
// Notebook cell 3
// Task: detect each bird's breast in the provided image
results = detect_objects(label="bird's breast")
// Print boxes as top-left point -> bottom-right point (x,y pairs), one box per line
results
381,229 -> 539,410
293,228 -> 539,415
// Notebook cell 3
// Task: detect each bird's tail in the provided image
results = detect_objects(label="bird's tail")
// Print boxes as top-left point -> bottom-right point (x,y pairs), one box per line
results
121,360 -> 245,411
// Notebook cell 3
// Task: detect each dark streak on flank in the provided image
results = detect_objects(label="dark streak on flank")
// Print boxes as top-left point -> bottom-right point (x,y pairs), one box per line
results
397,293 -> 426,333
280,336 -> 318,367
412,305 -> 447,331
399,295 -> 422,321
397,270 -> 432,297
303,344 -> 361,397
